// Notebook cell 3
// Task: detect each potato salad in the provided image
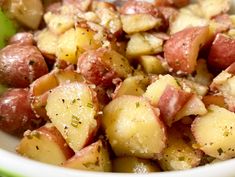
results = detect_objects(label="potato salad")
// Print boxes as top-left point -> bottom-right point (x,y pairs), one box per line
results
0,0 -> 235,173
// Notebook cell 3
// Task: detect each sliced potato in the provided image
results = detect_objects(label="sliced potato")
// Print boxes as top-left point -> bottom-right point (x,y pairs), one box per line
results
63,140 -> 111,172
113,75 -> 149,98
77,48 -> 133,87
46,83 -> 98,152
102,95 -> 166,159
198,0 -> 231,19
17,123 -> 74,165
121,14 -> 160,34
144,74 -> 180,106
113,157 -> 160,173
56,28 -> 78,64
139,55 -> 167,75
126,33 -> 163,58
192,105 -> 235,160
158,127 -> 202,171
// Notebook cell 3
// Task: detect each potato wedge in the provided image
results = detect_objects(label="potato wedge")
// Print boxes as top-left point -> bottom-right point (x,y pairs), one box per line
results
77,48 -> 133,87
198,0 -> 231,19
202,95 -> 227,108
17,123 -> 74,165
121,14 -> 161,34
63,140 -> 111,172
158,127 -> 202,171
102,95 -> 166,159
157,85 -> 192,126
126,33 -> 163,58
113,157 -> 160,173
164,26 -> 209,74
144,74 -> 180,106
46,83 -> 98,152
113,75 -> 149,98
192,105 -> 235,160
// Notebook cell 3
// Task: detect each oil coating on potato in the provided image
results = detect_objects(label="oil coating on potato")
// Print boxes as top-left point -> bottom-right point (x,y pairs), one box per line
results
0,88 -> 42,135
0,44 -> 48,88
77,48 -> 133,87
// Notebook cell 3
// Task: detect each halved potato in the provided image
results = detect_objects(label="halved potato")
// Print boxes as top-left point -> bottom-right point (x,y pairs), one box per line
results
77,48 -> 133,87
158,127 -> 202,171
46,82 -> 98,152
121,14 -> 161,34
113,156 -> 160,173
144,74 -> 180,106
164,26 -> 209,74
102,95 -> 166,159
126,33 -> 163,58
17,123 -> 74,165
113,75 -> 149,98
63,140 -> 111,172
192,105 -> 235,160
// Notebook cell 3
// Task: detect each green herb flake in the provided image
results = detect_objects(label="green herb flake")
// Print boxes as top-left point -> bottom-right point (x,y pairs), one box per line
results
72,99 -> 76,104
87,103 -> 93,108
136,102 -> 140,108
71,115 -> 82,128
217,148 -> 223,156
178,156 -> 185,161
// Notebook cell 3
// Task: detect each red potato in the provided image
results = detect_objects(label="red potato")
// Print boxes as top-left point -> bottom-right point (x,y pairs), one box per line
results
164,26 -> 209,74
8,32 -> 34,45
157,85 -> 193,126
120,0 -> 161,18
202,95 -> 227,109
0,88 -> 42,135
63,140 -> 111,172
102,95 -> 166,159
46,82 -> 99,152
0,44 -> 48,88
77,48 -> 133,87
208,33 -> 235,71
62,0 -> 92,11
158,6 -> 179,28
17,123 -> 74,165
155,0 -> 189,8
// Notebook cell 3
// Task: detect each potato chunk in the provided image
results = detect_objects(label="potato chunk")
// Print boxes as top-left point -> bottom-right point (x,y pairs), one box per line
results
46,83 -> 98,152
144,74 -> 180,106
164,26 -> 209,74
158,127 -> 202,171
121,14 -> 160,34
102,95 -> 166,159
17,123 -> 74,165
63,140 -> 111,172
113,157 -> 160,173
77,48 -> 133,87
192,105 -> 235,160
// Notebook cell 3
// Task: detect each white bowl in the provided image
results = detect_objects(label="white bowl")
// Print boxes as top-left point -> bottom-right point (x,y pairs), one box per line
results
1,1 -> 235,177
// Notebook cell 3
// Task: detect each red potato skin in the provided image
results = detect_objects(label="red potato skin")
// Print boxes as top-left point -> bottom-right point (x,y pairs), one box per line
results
157,85 -> 193,126
0,44 -> 48,88
77,48 -> 118,87
38,125 -> 74,159
0,89 -> 43,135
155,0 -> 189,8
8,32 -> 34,45
208,33 -> 235,71
226,62 -> 235,74
213,14 -> 232,34
158,6 -> 178,26
164,26 -> 209,74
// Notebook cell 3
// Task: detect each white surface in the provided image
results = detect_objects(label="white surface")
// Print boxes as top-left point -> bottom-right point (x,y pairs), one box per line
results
1,0 -> 235,176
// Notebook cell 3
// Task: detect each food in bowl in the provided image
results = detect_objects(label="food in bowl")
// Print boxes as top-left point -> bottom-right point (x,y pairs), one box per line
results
0,0 -> 235,173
